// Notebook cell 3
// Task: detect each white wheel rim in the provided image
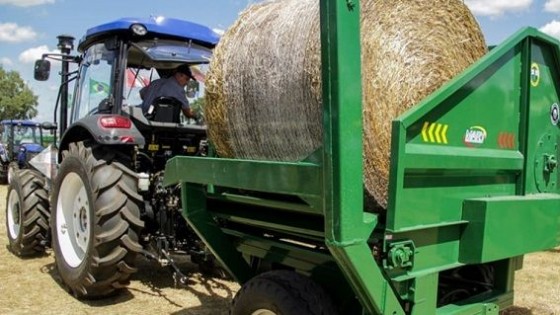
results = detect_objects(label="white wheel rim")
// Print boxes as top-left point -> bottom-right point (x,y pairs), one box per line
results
251,310 -> 277,315
7,189 -> 21,239
56,172 -> 90,268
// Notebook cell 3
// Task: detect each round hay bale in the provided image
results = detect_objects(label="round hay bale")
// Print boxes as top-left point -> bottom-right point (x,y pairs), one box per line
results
205,0 -> 487,209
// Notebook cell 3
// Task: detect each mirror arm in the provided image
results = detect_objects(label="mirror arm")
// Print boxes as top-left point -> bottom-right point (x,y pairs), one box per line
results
41,53 -> 80,63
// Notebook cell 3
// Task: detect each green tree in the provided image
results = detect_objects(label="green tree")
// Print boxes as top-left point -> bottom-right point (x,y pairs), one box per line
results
0,65 -> 39,121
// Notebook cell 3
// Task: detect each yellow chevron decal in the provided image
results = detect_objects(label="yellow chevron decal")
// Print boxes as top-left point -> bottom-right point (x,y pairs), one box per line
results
421,122 -> 449,145
421,122 -> 429,142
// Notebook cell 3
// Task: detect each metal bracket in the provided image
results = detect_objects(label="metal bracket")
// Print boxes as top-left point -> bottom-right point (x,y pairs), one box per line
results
386,240 -> 415,270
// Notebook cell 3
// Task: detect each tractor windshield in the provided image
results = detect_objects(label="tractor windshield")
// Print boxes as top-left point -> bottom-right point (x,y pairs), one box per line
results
14,125 -> 39,145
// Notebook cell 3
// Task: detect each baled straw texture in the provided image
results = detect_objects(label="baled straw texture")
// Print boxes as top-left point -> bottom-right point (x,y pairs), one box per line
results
205,0 -> 320,160
205,0 -> 487,209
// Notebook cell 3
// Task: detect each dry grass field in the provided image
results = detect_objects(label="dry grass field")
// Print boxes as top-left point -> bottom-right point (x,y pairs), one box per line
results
0,184 -> 558,314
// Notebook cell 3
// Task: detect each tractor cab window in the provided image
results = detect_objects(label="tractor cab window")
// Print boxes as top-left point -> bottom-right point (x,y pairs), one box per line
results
0,125 -> 9,143
123,67 -> 158,107
124,39 -> 211,124
14,126 -> 38,145
72,42 -> 116,123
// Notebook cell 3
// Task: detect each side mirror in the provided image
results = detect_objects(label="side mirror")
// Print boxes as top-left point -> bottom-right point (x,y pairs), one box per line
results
41,121 -> 57,130
186,80 -> 200,98
34,59 -> 51,81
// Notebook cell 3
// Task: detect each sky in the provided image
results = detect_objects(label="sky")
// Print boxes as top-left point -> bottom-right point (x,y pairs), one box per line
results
2,0 -> 560,122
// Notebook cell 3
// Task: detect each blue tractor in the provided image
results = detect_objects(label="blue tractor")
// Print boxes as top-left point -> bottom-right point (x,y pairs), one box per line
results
0,120 -> 55,184
5,17 -> 221,298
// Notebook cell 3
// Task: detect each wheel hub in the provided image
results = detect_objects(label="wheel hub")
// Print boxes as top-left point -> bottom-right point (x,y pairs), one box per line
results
251,310 -> 277,315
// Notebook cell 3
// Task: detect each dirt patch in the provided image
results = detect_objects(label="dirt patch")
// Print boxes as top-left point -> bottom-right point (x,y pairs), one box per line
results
0,184 -> 558,314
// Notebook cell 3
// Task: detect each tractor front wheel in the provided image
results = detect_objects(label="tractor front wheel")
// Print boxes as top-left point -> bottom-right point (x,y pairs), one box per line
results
5,169 -> 50,256
51,142 -> 144,298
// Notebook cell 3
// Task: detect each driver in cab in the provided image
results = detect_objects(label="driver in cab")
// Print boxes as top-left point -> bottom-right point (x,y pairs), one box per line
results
140,64 -> 197,120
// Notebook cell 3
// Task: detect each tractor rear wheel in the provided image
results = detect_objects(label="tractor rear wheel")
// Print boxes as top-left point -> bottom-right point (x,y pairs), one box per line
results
230,270 -> 338,315
51,142 -> 144,298
5,169 -> 50,256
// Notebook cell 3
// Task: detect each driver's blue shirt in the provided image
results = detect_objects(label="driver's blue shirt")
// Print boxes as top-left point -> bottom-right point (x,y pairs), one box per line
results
141,77 -> 188,113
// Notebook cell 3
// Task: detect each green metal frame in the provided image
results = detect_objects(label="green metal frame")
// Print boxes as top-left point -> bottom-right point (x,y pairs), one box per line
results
164,2 -> 560,313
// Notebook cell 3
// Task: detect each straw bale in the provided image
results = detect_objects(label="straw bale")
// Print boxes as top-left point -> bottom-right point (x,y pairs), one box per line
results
205,0 -> 487,209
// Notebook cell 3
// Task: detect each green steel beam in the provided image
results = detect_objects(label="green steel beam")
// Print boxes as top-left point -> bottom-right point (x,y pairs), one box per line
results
320,0 -> 404,314
404,145 -> 524,170
216,193 -> 319,215
165,156 -> 322,199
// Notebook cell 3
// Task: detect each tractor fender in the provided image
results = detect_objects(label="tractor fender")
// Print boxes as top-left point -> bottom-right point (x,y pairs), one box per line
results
58,115 -> 145,162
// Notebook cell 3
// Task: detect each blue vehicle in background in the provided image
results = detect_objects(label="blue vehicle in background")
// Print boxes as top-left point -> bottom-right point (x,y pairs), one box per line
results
0,120 -> 55,184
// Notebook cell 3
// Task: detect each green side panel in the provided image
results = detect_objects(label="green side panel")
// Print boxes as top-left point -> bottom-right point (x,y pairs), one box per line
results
387,28 -> 560,233
460,195 -> 560,263
164,156 -> 323,210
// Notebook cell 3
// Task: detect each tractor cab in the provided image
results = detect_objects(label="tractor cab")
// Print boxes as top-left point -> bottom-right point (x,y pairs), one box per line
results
35,17 -> 219,171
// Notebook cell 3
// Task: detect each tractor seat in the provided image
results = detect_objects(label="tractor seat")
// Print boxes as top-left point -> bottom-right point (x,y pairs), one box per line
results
144,96 -> 182,123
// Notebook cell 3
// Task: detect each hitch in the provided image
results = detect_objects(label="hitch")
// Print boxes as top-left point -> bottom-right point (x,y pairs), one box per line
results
141,237 -> 190,286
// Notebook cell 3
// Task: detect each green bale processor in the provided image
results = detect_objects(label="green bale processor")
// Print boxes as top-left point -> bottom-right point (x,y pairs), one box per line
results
162,1 -> 560,314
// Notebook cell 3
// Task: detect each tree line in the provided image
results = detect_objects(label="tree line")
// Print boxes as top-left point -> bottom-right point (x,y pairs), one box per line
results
0,65 -> 39,121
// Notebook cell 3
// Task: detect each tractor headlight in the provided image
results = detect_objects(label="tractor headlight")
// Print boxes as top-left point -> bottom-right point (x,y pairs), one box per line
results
131,24 -> 147,36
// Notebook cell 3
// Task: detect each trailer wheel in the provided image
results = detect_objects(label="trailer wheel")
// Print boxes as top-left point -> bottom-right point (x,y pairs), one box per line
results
230,270 -> 338,315
6,169 -> 50,256
51,142 -> 144,298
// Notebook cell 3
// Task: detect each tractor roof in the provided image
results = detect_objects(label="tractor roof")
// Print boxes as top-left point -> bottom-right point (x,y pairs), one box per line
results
1,120 -> 40,127
78,16 -> 220,52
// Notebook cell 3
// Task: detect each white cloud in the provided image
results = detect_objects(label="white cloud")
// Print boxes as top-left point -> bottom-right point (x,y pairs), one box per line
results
0,57 -> 12,66
0,0 -> 54,7
213,28 -> 225,36
464,0 -> 532,16
0,23 -> 37,43
545,0 -> 560,13
541,20 -> 560,39
19,45 -> 58,64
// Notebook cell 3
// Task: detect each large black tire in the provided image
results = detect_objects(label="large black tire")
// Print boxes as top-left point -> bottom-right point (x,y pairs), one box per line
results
230,270 -> 338,315
5,169 -> 50,256
50,142 -> 144,298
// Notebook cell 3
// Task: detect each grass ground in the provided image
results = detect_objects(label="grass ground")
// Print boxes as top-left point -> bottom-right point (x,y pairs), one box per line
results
0,184 -> 558,314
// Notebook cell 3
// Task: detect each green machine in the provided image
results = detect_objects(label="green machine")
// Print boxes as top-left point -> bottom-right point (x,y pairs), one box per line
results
164,1 -> 560,314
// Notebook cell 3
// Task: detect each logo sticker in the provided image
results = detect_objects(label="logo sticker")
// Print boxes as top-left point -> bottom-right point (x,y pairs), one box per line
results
530,63 -> 540,87
464,126 -> 487,147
